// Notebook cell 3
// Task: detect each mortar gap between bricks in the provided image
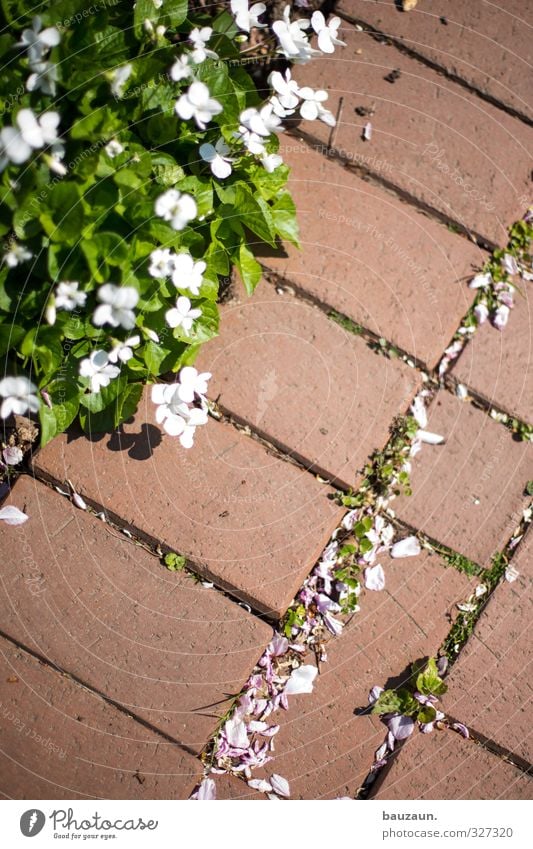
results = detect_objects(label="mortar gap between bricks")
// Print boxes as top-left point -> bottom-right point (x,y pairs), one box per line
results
285,126 -> 496,252
25,468 -> 277,625
260,267 -> 431,373
0,627 -> 202,760
335,12 -> 533,128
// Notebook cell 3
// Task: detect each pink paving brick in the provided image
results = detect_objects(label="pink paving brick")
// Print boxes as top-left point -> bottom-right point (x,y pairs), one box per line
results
452,286 -> 533,426
291,26 -> 533,246
394,390 -> 533,566
236,552 -> 472,799
441,530 -> 533,763
195,287 -> 421,487
0,635 -> 202,799
32,400 -> 343,618
263,144 -> 479,369
338,0 -> 533,123
0,476 -> 272,753
373,727 -> 532,800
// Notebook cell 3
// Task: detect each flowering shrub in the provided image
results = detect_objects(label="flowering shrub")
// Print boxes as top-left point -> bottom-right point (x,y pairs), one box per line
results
0,1 -> 343,448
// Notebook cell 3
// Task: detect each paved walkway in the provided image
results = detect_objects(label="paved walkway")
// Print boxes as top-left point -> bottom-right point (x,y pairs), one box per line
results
1,2 -> 532,799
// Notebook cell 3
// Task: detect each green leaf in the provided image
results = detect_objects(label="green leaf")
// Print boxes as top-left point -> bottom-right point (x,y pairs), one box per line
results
234,183 -> 275,245
271,191 -> 300,247
79,375 -> 127,414
234,243 -> 262,294
39,377 -> 80,447
0,324 -> 24,355
173,299 -> 219,344
114,381 -> 143,426
371,688 -> 419,716
417,705 -> 437,724
163,552 -> 186,571
416,658 -> 448,697
41,183 -> 84,245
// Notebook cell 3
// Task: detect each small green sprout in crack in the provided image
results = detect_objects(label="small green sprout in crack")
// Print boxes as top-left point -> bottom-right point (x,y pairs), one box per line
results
163,552 -> 186,572
420,538 -> 482,578
526,481 -> 533,496
338,415 -> 419,509
328,310 -> 364,336
488,408 -> 533,442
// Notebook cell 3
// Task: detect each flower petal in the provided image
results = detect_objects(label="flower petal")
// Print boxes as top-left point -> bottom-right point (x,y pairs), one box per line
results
387,714 -> 415,740
284,664 -> 318,696
270,773 -> 290,798
0,505 -> 29,525
390,536 -> 421,558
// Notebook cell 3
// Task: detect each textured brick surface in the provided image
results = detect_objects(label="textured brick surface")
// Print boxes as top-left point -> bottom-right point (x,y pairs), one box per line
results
338,0 -> 533,122
374,728 -> 533,800
292,26 -> 533,245
0,636 -> 202,799
264,145 -> 479,368
33,401 -> 343,618
195,289 -> 421,487
452,289 -> 533,426
243,552 -> 472,799
0,476 -> 272,752
442,531 -> 533,763
395,391 -> 533,566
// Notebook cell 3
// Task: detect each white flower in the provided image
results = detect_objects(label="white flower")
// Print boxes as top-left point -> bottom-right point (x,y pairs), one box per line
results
79,350 -> 120,393
93,284 -> 139,330
171,253 -> 206,295
493,304 -> 510,330
166,296 -> 202,332
0,376 -> 39,419
177,366 -> 211,403
469,272 -> 492,289
175,81 -> 223,130
108,335 -> 140,363
235,126 -> 267,155
240,103 -> 282,136
298,87 -> 336,126
3,242 -> 32,268
269,69 -> 300,111
18,16 -> 60,64
27,60 -> 58,96
170,54 -> 192,82
111,64 -> 132,98
151,383 -> 208,447
105,139 -> 124,158
1,109 -> 61,166
199,138 -> 233,179
188,27 -> 218,63
148,247 -> 176,278
230,0 -> 267,32
55,281 -> 87,311
261,153 -> 283,173
311,11 -> 345,53
154,188 -> 197,231
272,5 -> 317,63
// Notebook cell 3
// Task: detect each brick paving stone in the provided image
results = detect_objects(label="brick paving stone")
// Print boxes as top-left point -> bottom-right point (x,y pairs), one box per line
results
291,27 -> 533,246
337,0 -> 533,123
452,288 -> 533,426
244,553 -> 472,799
394,390 -> 533,566
0,635 -> 202,799
0,476 -> 272,753
373,727 -> 533,800
194,289 -> 421,487
263,145 -> 480,369
32,400 -> 343,618
441,531 -> 533,763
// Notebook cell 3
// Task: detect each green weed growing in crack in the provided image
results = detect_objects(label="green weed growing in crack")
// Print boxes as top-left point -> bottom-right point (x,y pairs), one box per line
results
440,551 -> 509,661
338,415 -> 419,509
422,540 -> 482,578
163,552 -> 186,572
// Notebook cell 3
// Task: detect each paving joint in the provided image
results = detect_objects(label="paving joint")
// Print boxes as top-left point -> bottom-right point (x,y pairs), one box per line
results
335,10 -> 533,128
